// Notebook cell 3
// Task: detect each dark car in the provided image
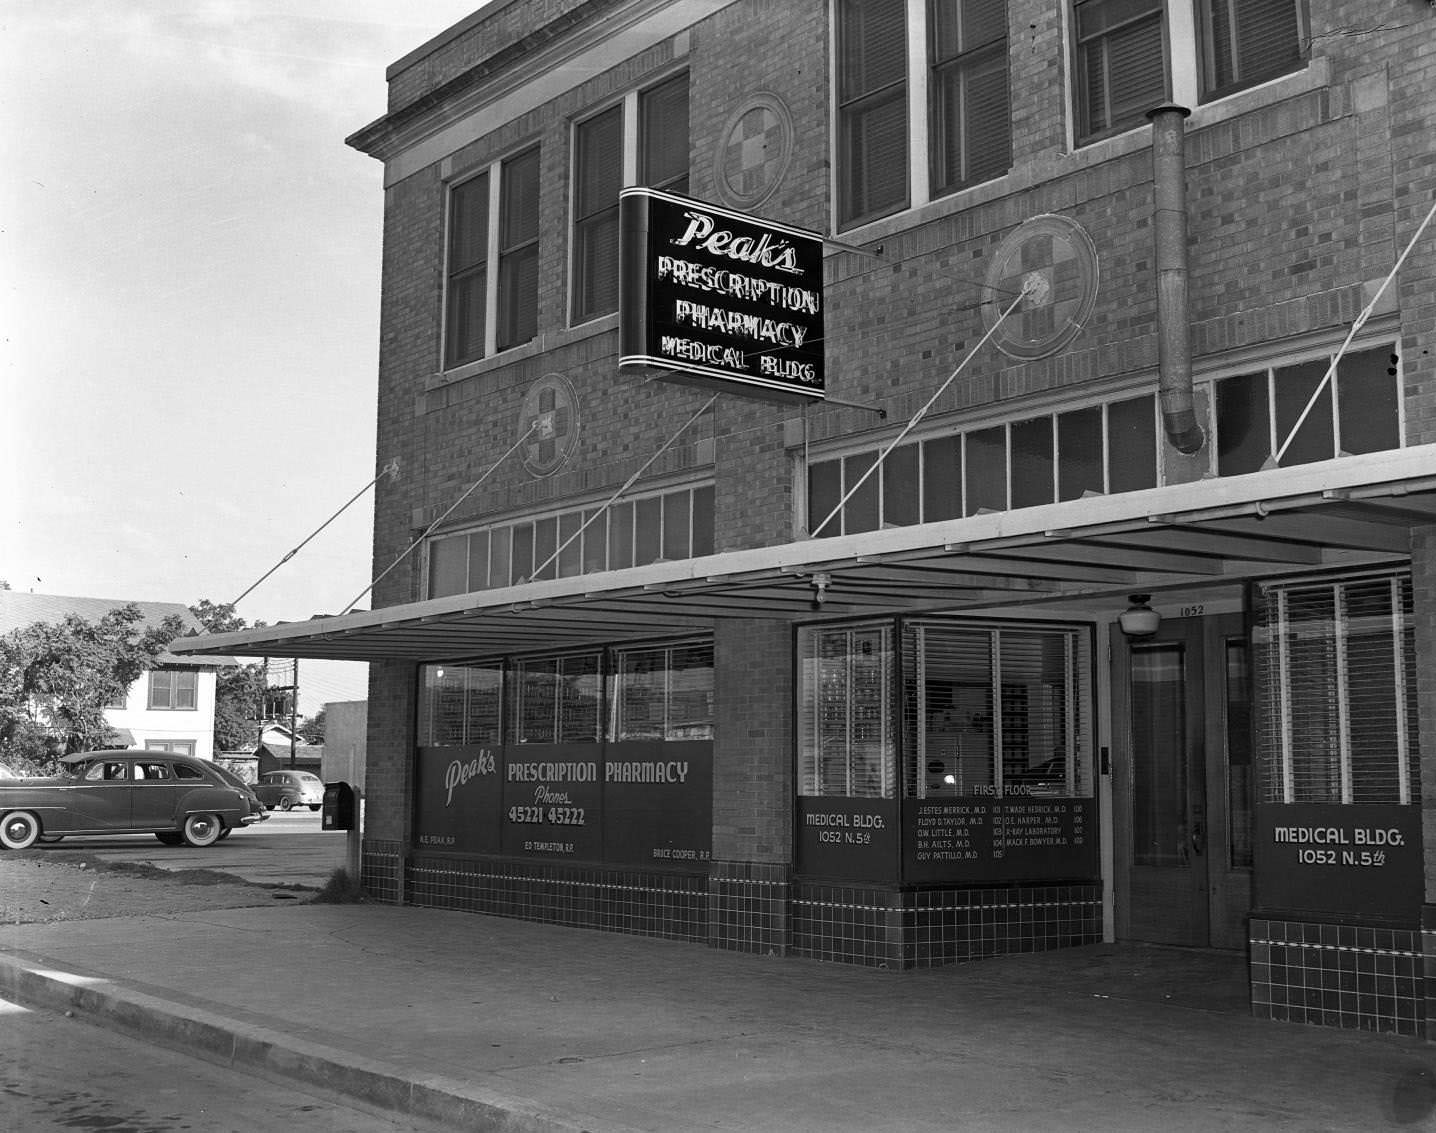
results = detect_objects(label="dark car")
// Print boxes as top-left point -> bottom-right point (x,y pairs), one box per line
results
0,749 -> 268,850
253,769 -> 324,812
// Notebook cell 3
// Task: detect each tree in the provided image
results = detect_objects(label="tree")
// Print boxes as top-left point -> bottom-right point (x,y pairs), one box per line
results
187,601 -> 268,752
0,605 -> 183,769
298,707 -> 326,745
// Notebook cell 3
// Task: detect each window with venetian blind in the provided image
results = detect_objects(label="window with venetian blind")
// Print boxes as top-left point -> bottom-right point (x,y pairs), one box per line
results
1255,573 -> 1419,806
798,623 -> 896,798
572,74 -> 690,323
444,146 -> 540,368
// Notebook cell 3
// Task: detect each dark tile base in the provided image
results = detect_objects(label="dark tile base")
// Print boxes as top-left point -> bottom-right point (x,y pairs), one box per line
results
360,847 -> 1102,972
792,883 -> 1104,969
1251,916 -> 1423,1037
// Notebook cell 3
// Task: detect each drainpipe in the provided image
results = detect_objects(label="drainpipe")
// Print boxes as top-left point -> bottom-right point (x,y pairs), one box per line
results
1147,103 -> 1204,454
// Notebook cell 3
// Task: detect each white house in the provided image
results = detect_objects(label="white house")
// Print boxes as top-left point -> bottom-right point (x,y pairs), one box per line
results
0,592 -> 232,760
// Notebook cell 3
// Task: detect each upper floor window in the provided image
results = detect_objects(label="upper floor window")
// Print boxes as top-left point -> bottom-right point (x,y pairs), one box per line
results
1073,0 -> 1305,144
444,146 -> 540,368
572,73 -> 690,323
836,0 -> 1012,229
148,670 -> 197,711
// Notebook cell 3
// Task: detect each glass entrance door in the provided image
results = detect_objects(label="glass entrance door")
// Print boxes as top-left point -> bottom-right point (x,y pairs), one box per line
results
1114,613 -> 1252,949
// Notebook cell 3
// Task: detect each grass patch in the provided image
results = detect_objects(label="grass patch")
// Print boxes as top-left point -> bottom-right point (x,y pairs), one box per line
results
308,868 -> 368,904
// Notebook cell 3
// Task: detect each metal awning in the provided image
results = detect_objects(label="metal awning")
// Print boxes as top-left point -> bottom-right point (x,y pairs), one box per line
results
169,445 -> 1436,663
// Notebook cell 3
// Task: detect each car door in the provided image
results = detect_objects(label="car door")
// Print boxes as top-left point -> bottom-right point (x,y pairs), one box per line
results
129,760 -> 186,830
62,759 -> 134,831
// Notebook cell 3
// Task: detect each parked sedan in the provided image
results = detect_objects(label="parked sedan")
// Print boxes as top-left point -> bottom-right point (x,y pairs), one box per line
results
0,749 -> 268,850
253,769 -> 325,812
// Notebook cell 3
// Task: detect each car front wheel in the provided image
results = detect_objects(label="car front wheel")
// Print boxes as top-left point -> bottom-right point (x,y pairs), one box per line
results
182,813 -> 224,848
0,811 -> 42,850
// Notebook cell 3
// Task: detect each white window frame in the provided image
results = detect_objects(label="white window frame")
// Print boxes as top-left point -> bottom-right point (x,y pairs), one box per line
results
568,70 -> 688,327
442,145 -> 540,370
1064,0 -> 1309,150
831,0 -> 1015,231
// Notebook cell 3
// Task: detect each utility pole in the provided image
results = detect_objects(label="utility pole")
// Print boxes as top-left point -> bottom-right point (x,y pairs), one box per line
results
289,658 -> 299,769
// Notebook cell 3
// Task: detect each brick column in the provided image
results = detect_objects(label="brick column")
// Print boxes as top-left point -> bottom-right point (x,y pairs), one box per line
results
709,618 -> 793,953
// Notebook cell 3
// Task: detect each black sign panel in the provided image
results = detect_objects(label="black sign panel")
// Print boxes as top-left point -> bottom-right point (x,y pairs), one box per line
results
902,797 -> 1099,884
619,187 -> 824,403
1254,803 -> 1422,921
414,746 -> 502,854
601,740 -> 712,868
501,744 -> 604,861
796,797 -> 899,881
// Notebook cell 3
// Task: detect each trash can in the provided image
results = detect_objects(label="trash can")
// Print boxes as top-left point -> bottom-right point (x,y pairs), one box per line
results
321,781 -> 356,831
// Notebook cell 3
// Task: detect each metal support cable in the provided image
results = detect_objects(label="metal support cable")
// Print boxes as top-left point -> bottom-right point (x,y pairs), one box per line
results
341,426 -> 536,615
809,282 -> 1034,538
1272,195 -> 1436,466
529,394 -> 720,582
231,460 -> 399,609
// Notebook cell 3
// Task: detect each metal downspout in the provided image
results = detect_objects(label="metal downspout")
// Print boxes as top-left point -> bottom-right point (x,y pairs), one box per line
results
1148,103 -> 1205,455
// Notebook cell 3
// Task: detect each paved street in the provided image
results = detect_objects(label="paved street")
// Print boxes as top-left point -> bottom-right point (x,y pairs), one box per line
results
27,807 -> 350,889
1,992 -> 436,1131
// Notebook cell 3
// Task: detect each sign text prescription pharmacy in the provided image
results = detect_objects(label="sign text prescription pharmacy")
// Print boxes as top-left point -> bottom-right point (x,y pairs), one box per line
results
619,187 -> 825,403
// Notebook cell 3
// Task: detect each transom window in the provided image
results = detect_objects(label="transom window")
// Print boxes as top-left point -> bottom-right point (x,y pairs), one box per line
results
1073,0 -> 1306,144
572,73 -> 689,323
427,483 -> 715,599
836,0 -> 1012,229
1214,344 -> 1400,475
148,670 -> 197,711
807,392 -> 1156,537
444,146 -> 540,368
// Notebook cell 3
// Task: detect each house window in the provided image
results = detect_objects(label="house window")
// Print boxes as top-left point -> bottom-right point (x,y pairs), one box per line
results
1256,573 -> 1418,806
807,393 -> 1156,536
798,623 -> 895,798
426,483 -> 714,599
1072,0 -> 1306,144
613,642 -> 714,741
145,740 -> 196,757
148,670 -> 197,711
836,0 -> 1011,229
444,146 -> 541,368
572,74 -> 690,323
1213,344 -> 1400,476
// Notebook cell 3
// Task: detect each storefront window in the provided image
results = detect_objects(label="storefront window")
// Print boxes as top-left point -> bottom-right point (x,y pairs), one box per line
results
1256,573 -> 1419,805
798,623 -> 895,797
515,654 -> 602,743
903,621 -> 1092,799
418,663 -> 503,746
613,642 -> 714,741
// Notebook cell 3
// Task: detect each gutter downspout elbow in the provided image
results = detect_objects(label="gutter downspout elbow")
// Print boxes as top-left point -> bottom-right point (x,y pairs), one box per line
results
1148,103 -> 1205,455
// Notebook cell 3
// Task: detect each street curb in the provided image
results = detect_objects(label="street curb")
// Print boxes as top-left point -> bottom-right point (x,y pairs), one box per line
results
0,950 -> 607,1133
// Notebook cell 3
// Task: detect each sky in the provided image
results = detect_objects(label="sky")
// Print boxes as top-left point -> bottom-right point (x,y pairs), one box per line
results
1,1 -> 481,711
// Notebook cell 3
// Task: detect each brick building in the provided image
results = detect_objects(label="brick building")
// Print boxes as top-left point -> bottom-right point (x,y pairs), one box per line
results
174,1 -> 1436,1038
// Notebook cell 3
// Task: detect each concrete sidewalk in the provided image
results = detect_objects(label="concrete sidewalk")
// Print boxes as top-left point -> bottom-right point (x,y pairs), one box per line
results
1,904 -> 1432,1131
